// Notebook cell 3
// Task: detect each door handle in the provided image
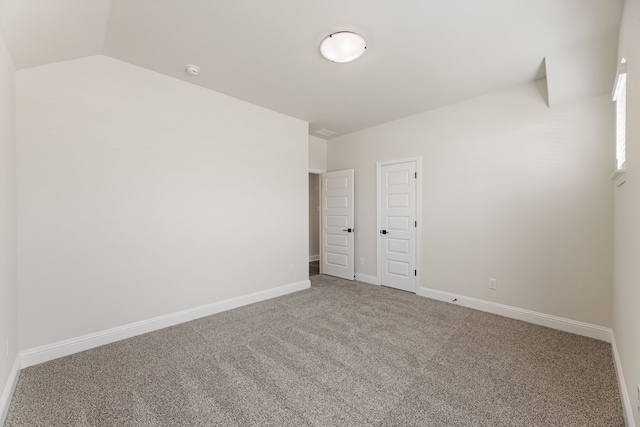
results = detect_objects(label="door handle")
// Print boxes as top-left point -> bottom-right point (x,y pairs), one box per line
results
342,228 -> 353,233
380,230 -> 389,235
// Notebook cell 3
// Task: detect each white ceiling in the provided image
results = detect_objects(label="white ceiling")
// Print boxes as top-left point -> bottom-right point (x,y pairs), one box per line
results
0,0 -> 624,138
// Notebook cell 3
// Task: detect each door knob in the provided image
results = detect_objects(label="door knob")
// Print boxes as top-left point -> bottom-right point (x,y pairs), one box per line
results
380,230 -> 388,234
342,228 -> 353,233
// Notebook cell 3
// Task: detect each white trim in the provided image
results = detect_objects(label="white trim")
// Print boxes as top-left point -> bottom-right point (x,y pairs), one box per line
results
0,356 -> 21,425
355,273 -> 378,285
418,286 -> 612,342
609,167 -> 627,184
309,254 -> 320,262
613,61 -> 627,170
20,280 -> 310,369
611,333 -> 636,427
376,157 -> 422,293
612,60 -> 627,100
308,168 -> 326,174
610,168 -> 626,186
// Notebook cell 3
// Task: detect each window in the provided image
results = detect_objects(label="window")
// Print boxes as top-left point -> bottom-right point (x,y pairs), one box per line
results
613,58 -> 627,170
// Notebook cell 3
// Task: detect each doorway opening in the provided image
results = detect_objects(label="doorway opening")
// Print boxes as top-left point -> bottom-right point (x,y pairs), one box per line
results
309,172 -> 321,276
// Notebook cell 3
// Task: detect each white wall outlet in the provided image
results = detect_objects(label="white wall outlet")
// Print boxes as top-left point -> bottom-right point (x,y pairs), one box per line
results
489,278 -> 497,290
359,257 -> 364,265
288,265 -> 294,274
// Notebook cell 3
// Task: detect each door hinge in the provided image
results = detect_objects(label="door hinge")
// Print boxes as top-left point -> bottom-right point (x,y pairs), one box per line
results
414,270 -> 417,276
415,220 -> 417,227
414,172 -> 417,179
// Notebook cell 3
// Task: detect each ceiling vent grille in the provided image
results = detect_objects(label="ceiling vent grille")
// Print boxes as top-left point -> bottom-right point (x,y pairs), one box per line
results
314,128 -> 337,137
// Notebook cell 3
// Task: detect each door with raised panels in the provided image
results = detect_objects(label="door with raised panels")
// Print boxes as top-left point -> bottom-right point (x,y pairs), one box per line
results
379,161 -> 417,292
321,169 -> 354,280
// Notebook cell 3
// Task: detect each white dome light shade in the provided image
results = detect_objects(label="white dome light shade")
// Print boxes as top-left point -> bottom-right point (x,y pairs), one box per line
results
320,32 -> 367,63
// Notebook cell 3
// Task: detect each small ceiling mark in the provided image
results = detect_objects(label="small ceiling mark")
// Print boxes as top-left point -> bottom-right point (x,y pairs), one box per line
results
185,64 -> 200,76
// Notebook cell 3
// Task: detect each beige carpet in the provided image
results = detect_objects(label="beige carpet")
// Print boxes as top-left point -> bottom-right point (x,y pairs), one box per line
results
5,274 -> 624,426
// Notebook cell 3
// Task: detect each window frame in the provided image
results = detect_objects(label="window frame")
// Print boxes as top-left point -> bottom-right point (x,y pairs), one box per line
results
611,59 -> 627,184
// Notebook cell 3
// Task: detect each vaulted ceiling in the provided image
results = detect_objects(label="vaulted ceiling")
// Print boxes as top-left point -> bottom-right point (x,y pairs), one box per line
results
0,0 -> 625,138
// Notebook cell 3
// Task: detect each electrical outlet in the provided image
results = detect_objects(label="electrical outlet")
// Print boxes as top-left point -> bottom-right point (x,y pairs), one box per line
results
359,257 -> 364,265
489,278 -> 497,290
288,265 -> 294,274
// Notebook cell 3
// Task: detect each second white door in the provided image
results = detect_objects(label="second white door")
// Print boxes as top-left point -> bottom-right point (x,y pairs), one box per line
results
378,160 -> 417,292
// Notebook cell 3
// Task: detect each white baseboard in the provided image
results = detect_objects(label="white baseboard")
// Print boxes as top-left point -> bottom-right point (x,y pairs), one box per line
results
309,254 -> 320,262
0,356 -> 21,425
418,287 -> 612,342
355,273 -> 378,285
20,280 -> 311,369
611,333 -> 635,427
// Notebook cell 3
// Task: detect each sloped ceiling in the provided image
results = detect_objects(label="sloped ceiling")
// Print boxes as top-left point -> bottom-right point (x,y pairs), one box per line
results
0,0 -> 624,137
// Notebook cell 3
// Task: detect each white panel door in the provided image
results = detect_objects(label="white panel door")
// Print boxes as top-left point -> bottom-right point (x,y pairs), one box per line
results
322,169 -> 354,280
379,161 -> 417,292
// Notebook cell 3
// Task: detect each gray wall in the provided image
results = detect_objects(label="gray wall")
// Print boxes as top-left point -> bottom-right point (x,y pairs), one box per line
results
329,80 -> 614,328
0,26 -> 18,420
612,0 -> 640,423
16,55 -> 309,350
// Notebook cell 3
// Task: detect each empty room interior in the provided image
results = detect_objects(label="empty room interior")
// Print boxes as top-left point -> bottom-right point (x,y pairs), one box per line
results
1,0 -> 639,425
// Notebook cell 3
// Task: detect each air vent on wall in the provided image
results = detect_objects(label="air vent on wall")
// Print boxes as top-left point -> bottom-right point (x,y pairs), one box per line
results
314,128 -> 337,137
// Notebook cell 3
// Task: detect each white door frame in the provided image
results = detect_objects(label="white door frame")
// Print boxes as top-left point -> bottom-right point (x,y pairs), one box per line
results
376,157 -> 422,293
309,168 -> 325,273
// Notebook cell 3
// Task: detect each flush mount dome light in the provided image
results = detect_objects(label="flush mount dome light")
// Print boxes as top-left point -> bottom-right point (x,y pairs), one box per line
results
320,32 -> 366,63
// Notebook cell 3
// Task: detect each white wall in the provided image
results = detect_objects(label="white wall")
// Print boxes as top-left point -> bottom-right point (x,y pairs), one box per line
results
308,135 -> 327,172
0,25 -> 18,419
328,80 -> 614,327
546,32 -> 619,107
613,0 -> 640,424
308,173 -> 320,257
16,55 -> 309,351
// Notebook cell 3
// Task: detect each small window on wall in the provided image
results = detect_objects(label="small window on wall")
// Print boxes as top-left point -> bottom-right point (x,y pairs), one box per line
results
613,58 -> 627,171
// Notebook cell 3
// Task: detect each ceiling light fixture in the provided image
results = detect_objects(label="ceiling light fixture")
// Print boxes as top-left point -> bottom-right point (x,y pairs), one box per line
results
320,32 -> 366,63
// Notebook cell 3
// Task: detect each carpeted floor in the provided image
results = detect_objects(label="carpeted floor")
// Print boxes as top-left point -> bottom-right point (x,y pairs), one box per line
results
5,275 -> 624,426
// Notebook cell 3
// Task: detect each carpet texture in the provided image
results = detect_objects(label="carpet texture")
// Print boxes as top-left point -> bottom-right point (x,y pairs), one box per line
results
5,275 -> 624,426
